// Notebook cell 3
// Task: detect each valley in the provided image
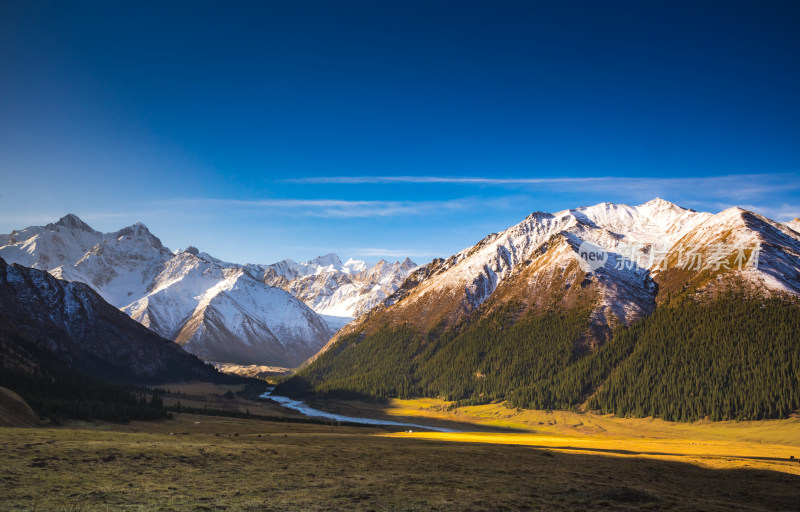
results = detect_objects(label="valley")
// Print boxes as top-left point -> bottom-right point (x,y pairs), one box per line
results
279,199 -> 800,424
3,200 -> 800,510
3,2 -> 799,509
2,408 -> 800,511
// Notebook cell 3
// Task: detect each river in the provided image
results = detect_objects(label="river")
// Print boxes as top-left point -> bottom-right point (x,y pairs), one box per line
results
260,389 -> 458,433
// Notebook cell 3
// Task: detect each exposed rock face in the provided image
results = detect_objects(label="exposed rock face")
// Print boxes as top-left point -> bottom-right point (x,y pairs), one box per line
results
322,199 -> 800,356
256,254 -> 418,328
0,257 -> 219,383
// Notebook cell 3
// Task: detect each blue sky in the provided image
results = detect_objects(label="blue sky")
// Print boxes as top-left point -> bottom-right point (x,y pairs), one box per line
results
1,1 -> 798,264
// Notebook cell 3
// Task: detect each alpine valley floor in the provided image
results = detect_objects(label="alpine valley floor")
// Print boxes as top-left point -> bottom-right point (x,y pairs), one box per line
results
2,384 -> 800,511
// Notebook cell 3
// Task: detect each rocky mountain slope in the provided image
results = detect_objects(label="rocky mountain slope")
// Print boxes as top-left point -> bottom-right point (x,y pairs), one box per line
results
335,198 -> 798,345
255,254 -> 417,329
281,199 -> 800,421
122,250 -> 332,367
0,216 -> 332,366
0,256 -> 219,383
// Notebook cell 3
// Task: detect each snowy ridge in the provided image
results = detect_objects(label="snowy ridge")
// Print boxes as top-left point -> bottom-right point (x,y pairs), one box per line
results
355,198 -> 800,351
262,253 -> 366,281
660,207 -> 800,296
0,214 -> 104,271
398,198 -> 752,312
0,216 -> 332,366
259,255 -> 417,325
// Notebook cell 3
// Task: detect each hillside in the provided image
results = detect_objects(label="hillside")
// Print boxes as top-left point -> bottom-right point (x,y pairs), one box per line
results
278,199 -> 800,421
0,387 -> 39,427
0,256 -> 237,422
0,256 -> 220,384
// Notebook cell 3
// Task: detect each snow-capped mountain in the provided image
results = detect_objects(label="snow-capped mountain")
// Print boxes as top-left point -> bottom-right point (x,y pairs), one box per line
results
0,216 -> 332,366
256,253 -> 417,329
656,207 -> 800,297
326,198 -> 800,355
57,222 -> 175,307
0,214 -> 104,270
124,250 -> 331,367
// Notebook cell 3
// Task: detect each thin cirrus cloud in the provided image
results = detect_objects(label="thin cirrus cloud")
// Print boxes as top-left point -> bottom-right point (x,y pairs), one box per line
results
283,173 -> 800,217
285,173 -> 799,196
285,176 -> 603,185
183,172 -> 800,222
185,197 -> 472,218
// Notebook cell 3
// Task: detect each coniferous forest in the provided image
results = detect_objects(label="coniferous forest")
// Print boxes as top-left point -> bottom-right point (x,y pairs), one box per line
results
278,295 -> 800,422
0,365 -> 172,424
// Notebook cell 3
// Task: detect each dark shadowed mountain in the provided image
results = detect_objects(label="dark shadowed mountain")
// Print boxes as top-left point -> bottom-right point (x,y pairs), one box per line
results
0,256 -> 220,384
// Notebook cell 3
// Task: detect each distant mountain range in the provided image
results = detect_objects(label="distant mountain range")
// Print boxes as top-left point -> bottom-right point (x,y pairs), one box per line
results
260,254 -> 417,330
280,199 -> 800,422
4,200 -> 799,422
0,215 -> 416,366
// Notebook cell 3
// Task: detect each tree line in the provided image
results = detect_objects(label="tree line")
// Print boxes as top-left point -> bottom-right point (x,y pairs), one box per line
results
278,294 -> 800,422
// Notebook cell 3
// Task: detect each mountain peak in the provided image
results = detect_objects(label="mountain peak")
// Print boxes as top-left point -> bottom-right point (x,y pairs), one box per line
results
117,222 -> 149,235
639,197 -> 681,209
114,222 -> 164,248
343,257 -> 367,270
401,257 -> 416,265
49,213 -> 96,233
310,253 -> 342,267
717,206 -> 748,217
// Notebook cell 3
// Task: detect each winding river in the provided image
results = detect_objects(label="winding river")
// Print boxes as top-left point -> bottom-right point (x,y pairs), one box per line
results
260,389 -> 458,433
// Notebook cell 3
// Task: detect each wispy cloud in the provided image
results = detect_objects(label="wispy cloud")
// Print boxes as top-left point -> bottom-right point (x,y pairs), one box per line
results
284,173 -> 800,201
285,176 -> 602,185
184,197 -> 471,218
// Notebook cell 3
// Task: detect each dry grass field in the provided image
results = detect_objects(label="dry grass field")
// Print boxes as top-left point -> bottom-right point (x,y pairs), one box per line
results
2,414 -> 800,511
2,384 -> 800,510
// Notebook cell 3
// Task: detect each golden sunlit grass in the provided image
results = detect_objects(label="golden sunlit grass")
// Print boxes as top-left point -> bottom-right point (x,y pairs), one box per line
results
322,397 -> 800,475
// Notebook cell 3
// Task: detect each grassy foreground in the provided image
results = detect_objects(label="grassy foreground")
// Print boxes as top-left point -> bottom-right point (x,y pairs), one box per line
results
2,412 -> 800,511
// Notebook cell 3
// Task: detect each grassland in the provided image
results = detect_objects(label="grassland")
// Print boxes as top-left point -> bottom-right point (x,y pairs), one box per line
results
3,413 -> 800,511
302,397 -> 800,474
373,397 -> 800,444
2,384 -> 800,510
